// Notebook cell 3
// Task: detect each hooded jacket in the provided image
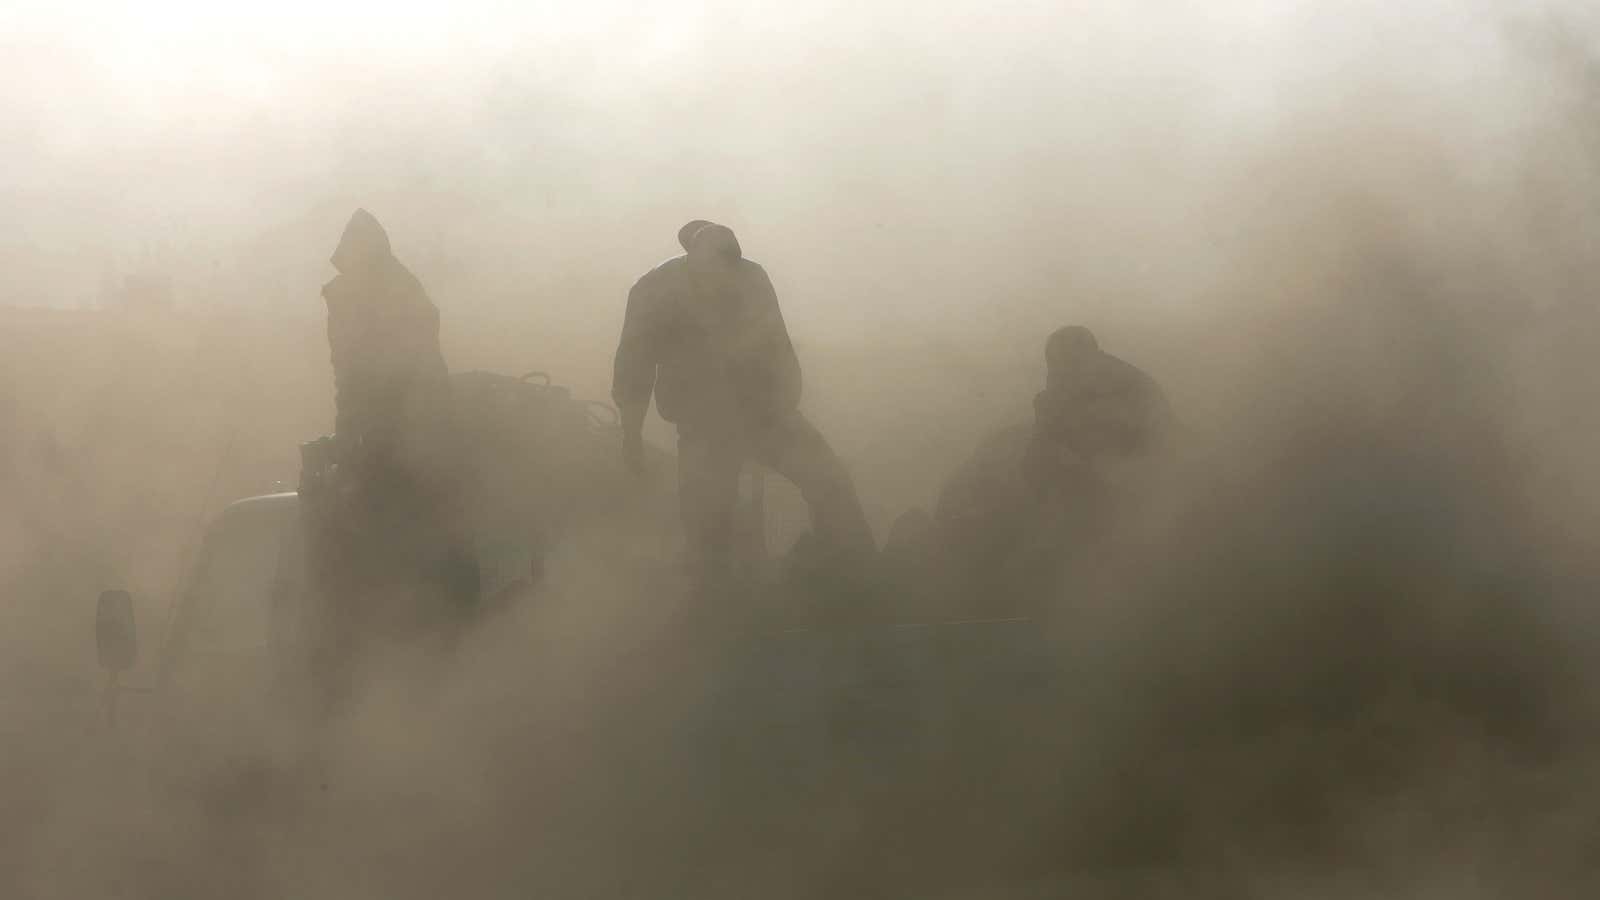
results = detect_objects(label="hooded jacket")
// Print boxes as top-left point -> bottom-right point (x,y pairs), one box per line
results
321,210 -> 450,445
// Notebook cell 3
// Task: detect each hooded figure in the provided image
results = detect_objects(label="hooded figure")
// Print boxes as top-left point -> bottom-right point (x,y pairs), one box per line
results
306,211 -> 476,695
322,209 -> 450,448
612,223 -> 873,580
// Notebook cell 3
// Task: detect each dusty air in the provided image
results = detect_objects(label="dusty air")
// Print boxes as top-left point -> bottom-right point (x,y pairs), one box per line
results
6,3 -> 1600,898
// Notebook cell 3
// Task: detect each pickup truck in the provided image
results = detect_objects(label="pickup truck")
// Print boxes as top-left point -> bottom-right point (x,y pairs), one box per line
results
90,369 -> 669,740
93,481 -> 1056,751
90,372 -> 1063,810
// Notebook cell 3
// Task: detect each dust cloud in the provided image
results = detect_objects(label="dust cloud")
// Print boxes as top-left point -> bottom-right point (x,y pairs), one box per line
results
5,1 -> 1600,897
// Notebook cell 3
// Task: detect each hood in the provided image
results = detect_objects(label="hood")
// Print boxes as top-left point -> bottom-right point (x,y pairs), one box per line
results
330,208 -> 393,273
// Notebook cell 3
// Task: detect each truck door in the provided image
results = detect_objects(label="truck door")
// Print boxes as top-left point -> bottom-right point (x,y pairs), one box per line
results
161,496 -> 306,720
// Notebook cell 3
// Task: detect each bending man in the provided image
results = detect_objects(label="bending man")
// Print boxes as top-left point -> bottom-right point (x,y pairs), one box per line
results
612,222 -> 874,578
1023,325 -> 1174,494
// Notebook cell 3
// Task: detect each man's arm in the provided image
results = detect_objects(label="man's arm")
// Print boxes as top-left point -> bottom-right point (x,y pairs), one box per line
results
613,276 -> 660,471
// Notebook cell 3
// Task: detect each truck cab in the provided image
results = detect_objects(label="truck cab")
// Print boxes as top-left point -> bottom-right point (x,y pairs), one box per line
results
156,493 -> 307,712
139,489 -> 546,710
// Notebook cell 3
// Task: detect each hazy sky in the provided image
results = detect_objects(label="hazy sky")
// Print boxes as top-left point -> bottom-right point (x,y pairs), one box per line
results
2,1 -> 1593,333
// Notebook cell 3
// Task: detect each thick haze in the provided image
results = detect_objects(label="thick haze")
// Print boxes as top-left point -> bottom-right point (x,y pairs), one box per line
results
7,2 -> 1590,337
7,2 -> 1600,896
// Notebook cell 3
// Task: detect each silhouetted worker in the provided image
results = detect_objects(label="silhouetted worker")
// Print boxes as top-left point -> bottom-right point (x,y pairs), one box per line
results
323,209 -> 450,446
307,210 -> 477,690
1023,325 -> 1173,493
613,222 -> 874,578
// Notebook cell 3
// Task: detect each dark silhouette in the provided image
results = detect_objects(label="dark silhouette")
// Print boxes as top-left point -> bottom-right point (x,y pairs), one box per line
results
303,210 -> 478,704
1023,325 -> 1173,493
613,222 -> 874,578
323,208 -> 450,444
880,328 -> 1175,618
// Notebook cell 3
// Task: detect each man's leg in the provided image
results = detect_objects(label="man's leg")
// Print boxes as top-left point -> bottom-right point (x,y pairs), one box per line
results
751,413 -> 876,560
677,427 -> 745,578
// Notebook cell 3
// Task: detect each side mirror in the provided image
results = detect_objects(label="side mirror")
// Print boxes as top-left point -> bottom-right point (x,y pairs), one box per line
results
96,590 -> 138,672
